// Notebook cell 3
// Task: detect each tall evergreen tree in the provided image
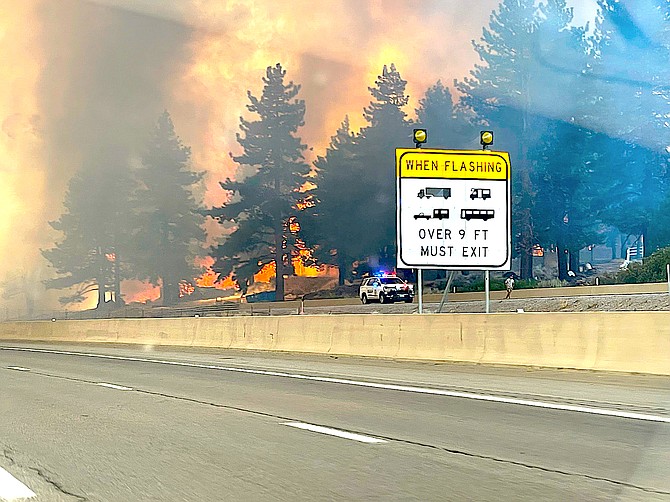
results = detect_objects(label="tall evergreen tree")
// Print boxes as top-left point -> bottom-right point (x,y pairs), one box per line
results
531,0 -> 603,277
209,63 -> 311,300
645,0 -> 670,249
300,117 -> 370,284
457,0 -> 542,278
590,0 -> 670,251
302,65 -> 411,280
356,63 -> 412,269
415,80 -> 473,149
42,151 -> 135,308
132,111 -> 205,305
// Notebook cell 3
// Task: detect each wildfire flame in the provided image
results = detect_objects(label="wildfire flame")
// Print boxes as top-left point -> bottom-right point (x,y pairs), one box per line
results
194,256 -> 238,289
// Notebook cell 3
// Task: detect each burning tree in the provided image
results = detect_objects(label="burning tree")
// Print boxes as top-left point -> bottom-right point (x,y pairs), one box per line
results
208,63 -> 311,300
131,111 -> 206,306
300,117 -> 367,285
42,150 -> 135,308
304,64 -> 412,277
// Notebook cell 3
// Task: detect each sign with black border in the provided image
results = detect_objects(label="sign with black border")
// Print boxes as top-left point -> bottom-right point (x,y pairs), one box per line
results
396,148 -> 511,270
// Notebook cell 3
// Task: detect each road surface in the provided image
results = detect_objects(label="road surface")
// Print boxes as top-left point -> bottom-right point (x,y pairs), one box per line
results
0,342 -> 669,501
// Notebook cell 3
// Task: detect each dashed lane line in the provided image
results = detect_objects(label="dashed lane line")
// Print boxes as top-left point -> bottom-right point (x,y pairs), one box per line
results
2,346 -> 669,424
283,422 -> 387,443
96,382 -> 133,391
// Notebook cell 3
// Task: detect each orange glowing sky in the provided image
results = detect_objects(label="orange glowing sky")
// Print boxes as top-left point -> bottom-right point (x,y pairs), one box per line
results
0,0 -> 597,310
0,1 -> 51,301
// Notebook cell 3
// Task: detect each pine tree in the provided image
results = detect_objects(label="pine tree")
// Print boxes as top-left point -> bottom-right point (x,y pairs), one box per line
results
42,151 -> 135,308
302,65 -> 411,281
301,117 -> 370,284
209,63 -> 311,300
457,0 -> 541,279
415,80 -> 473,149
132,111 -> 205,305
590,0 -> 670,251
530,1 -> 603,277
356,63 -> 413,270
645,0 -> 670,249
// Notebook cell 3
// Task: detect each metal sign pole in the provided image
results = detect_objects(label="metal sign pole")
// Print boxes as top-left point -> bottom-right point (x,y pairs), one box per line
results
666,264 -> 670,297
484,270 -> 490,313
437,271 -> 455,313
418,269 -> 423,314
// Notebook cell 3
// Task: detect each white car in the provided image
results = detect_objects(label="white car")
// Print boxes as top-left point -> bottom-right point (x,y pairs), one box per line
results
359,276 -> 414,304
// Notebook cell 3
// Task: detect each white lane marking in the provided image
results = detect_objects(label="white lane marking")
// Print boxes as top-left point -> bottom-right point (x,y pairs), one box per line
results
0,466 -> 36,500
2,346 -> 669,424
6,367 -> 30,372
284,422 -> 386,443
96,383 -> 133,391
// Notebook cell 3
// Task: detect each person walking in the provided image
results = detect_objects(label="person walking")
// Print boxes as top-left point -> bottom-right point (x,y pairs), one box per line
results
504,276 -> 515,299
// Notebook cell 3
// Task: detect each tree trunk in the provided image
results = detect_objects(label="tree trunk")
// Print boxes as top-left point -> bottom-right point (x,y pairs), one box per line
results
519,248 -> 533,280
160,270 -> 178,306
620,233 -> 631,259
113,248 -> 122,305
96,282 -> 106,309
337,253 -> 348,286
556,244 -> 568,281
96,246 -> 106,309
273,170 -> 285,301
160,276 -> 168,305
164,281 -> 174,306
568,249 -> 580,273
274,224 -> 285,301
518,57 -> 535,281
158,221 -> 175,306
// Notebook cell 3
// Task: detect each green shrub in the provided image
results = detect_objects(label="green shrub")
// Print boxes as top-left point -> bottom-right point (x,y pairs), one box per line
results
535,278 -> 567,288
618,247 -> 670,284
597,273 -> 618,285
452,277 -> 570,292
459,279 -> 506,292
512,279 -> 533,290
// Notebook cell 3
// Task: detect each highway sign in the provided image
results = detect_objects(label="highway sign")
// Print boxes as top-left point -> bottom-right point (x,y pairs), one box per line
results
396,148 -> 511,270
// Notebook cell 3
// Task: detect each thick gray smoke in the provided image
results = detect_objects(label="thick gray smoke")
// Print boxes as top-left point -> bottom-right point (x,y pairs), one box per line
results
36,0 -> 192,187
0,0 -> 193,316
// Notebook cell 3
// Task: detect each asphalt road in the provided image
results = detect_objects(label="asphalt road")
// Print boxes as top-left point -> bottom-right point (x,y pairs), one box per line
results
0,343 -> 669,501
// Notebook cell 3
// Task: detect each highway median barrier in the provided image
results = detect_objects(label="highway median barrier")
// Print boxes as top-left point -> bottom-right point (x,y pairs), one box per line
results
1,311 -> 669,375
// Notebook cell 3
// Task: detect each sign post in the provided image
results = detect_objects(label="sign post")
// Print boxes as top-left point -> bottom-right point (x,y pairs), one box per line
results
417,269 -> 423,313
485,270 -> 490,313
396,148 -> 512,311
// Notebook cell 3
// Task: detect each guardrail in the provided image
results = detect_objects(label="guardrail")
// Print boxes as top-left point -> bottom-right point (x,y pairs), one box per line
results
1,302 -> 241,322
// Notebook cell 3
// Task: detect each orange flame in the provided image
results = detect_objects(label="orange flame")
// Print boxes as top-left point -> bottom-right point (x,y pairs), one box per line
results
194,256 -> 238,289
254,261 -> 276,284
121,280 -> 161,304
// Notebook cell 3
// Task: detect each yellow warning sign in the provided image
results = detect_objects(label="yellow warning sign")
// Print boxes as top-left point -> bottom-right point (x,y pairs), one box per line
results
396,149 -> 510,180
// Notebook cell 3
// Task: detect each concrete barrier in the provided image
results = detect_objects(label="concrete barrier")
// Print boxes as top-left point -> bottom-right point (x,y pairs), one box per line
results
1,312 -> 669,375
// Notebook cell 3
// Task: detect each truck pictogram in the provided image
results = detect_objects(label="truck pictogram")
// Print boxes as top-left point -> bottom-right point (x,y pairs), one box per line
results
418,187 -> 451,199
